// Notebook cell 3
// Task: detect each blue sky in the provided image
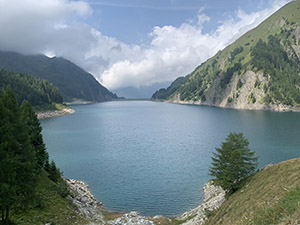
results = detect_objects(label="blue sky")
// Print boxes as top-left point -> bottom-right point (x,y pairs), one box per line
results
0,0 -> 291,90
86,0 -> 272,44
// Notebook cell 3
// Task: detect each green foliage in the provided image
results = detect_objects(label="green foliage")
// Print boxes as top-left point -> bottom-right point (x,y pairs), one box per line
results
230,46 -> 244,61
45,160 -> 62,183
236,79 -> 243,90
152,76 -> 189,99
251,35 -> 300,105
220,63 -> 242,89
0,51 -> 117,102
209,132 -> 258,194
20,101 -> 48,169
249,93 -> 256,104
0,88 -> 37,223
0,69 -> 63,107
9,170 -> 85,225
0,89 -> 66,224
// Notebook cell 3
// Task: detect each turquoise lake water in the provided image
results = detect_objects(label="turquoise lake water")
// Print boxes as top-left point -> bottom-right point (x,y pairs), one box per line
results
40,101 -> 300,217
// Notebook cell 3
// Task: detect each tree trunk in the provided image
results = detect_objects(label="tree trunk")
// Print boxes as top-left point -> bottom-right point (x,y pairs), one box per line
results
5,206 -> 9,225
1,208 -> 4,222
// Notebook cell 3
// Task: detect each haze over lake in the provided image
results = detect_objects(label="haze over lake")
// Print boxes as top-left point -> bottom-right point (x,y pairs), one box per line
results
41,101 -> 300,216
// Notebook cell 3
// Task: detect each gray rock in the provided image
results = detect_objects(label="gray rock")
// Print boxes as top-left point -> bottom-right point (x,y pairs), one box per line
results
178,181 -> 226,225
64,178 -> 104,223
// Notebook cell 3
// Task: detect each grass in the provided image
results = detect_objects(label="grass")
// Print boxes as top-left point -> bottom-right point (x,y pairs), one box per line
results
204,158 -> 300,225
9,170 -> 89,225
251,186 -> 300,225
33,103 -> 69,112
102,210 -> 125,221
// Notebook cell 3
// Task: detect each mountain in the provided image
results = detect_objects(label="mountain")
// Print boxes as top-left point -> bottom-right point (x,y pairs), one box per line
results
0,69 -> 63,108
0,51 -> 117,102
152,0 -> 300,111
113,82 -> 170,99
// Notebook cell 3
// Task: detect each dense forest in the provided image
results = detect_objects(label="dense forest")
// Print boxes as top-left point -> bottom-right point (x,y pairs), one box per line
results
0,51 -> 118,102
251,35 -> 300,105
0,69 -> 63,109
0,88 -> 67,224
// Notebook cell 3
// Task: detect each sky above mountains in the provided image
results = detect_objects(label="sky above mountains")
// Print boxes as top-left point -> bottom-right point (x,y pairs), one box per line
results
0,0 -> 291,90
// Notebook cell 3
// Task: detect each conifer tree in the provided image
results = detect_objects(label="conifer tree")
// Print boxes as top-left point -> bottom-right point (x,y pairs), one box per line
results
20,100 -> 49,170
47,160 -> 61,183
0,87 -> 37,223
209,132 -> 258,194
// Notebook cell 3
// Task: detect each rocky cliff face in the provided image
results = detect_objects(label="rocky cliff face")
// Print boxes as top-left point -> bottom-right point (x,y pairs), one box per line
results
168,69 -> 300,112
64,178 -> 104,223
178,181 -> 225,225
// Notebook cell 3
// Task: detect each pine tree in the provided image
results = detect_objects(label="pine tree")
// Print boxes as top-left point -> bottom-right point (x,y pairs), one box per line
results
209,132 -> 258,194
47,160 -> 61,183
20,100 -> 49,170
0,87 -> 37,223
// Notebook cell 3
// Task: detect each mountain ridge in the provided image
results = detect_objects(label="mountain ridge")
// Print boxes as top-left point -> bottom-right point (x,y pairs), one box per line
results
152,0 -> 300,112
0,51 -> 118,102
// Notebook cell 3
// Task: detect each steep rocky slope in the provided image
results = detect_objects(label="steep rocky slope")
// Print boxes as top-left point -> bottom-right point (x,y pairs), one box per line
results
153,0 -> 300,111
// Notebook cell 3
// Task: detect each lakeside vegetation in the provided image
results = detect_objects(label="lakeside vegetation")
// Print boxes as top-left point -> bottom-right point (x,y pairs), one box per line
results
209,132 -> 258,195
0,88 -> 80,225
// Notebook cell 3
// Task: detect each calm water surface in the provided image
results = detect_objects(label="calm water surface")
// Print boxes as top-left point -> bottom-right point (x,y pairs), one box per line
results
41,101 -> 300,216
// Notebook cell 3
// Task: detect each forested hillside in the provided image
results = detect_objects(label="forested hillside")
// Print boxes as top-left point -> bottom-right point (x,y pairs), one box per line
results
152,0 -> 300,111
0,88 -> 83,224
0,69 -> 63,109
0,51 -> 118,102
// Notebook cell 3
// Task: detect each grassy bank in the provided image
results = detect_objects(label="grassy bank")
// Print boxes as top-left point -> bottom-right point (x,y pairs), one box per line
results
9,170 -> 89,225
204,158 -> 300,225
33,103 -> 70,112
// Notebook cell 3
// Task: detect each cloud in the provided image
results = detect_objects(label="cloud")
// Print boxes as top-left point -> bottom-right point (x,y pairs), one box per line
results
0,0 -> 290,90
101,0 -> 290,89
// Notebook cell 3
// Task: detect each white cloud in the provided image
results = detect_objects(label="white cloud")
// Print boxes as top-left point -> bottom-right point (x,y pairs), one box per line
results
0,0 -> 290,90
101,0 -> 290,89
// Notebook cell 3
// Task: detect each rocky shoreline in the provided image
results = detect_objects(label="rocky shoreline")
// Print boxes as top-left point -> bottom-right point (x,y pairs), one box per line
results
178,181 -> 226,225
65,178 -> 225,225
37,107 -> 75,119
165,99 -> 300,112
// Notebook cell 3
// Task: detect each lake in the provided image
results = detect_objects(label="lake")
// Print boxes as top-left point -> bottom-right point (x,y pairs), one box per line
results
41,101 -> 300,217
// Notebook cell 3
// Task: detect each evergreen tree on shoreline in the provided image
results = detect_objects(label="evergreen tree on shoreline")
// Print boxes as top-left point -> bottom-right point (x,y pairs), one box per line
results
209,132 -> 258,194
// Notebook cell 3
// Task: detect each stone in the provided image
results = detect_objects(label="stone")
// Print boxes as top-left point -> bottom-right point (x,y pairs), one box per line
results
178,181 -> 226,225
64,178 -> 104,223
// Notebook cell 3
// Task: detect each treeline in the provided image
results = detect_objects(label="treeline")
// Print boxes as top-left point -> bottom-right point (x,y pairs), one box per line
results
0,69 -> 63,107
251,35 -> 300,105
0,88 -> 66,224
